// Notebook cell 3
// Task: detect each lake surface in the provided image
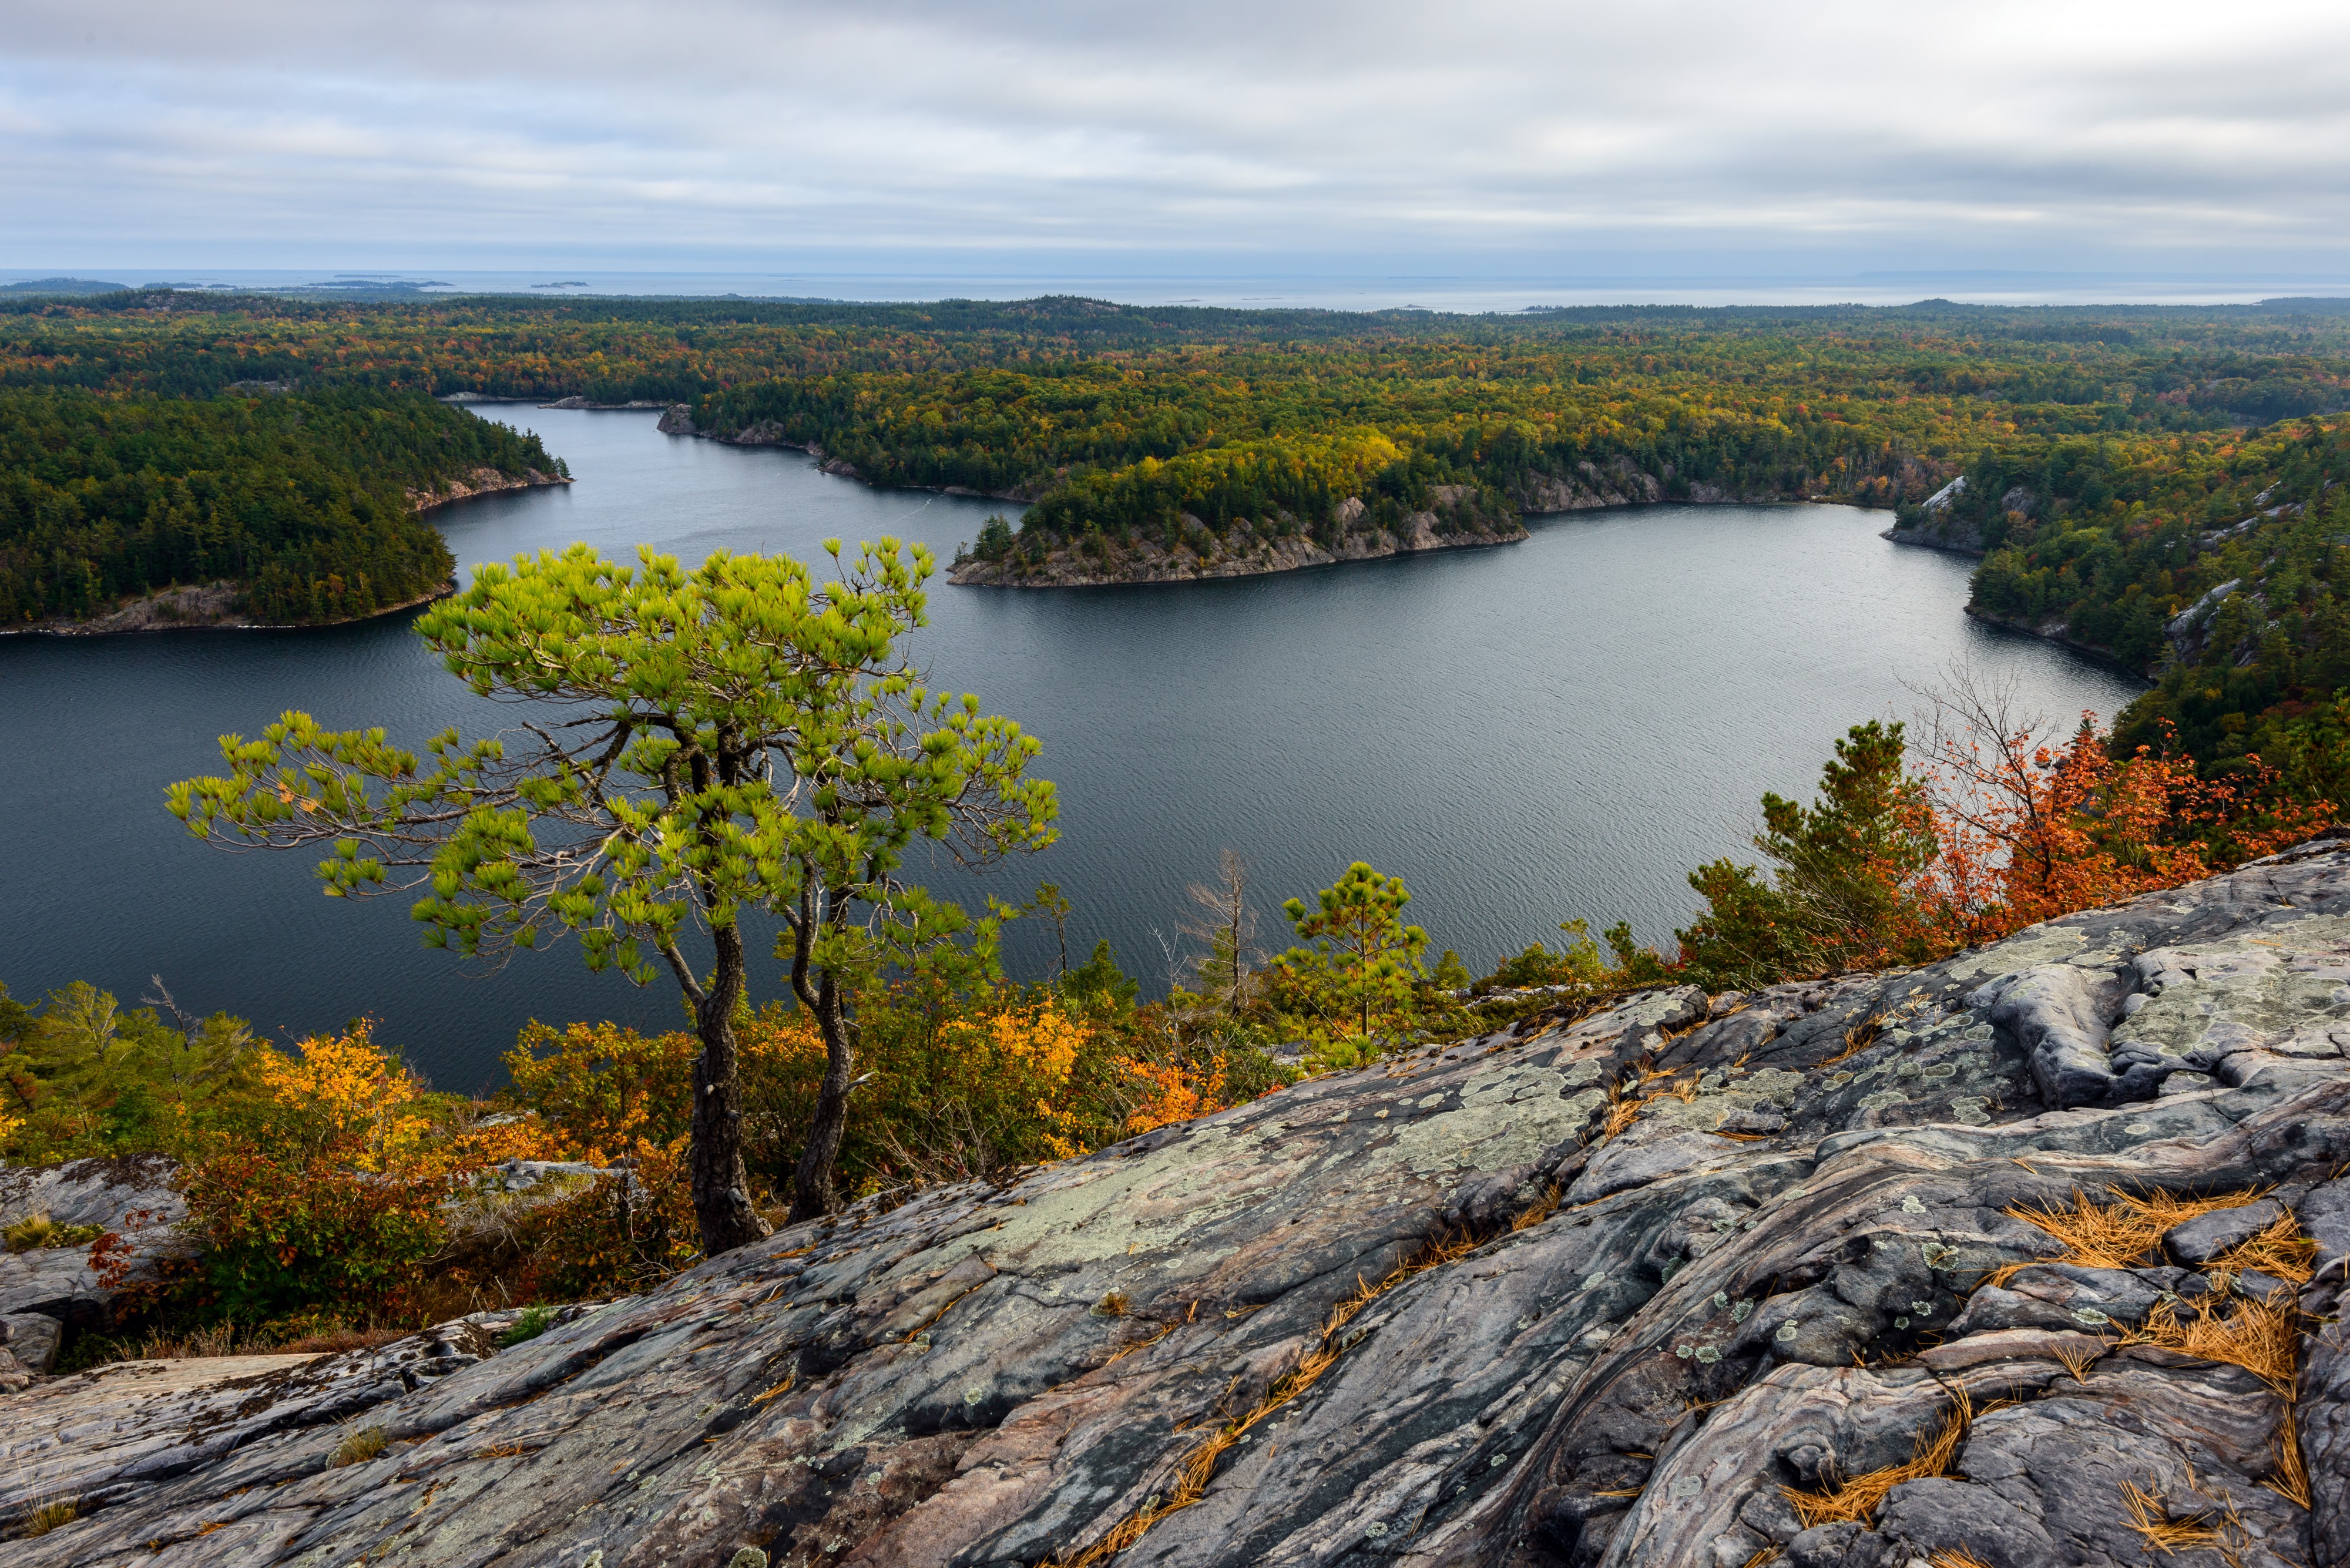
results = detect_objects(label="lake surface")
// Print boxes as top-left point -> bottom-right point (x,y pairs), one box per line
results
0,409 -> 2145,1090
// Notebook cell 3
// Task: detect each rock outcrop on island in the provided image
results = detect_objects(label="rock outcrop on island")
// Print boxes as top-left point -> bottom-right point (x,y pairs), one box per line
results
23,838 -> 2350,1565
949,488 -> 1528,588
1879,475 -> 1996,557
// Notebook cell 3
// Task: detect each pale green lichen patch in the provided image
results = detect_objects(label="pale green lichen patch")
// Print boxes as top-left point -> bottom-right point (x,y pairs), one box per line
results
897,1047 -> 1613,1283
2129,921 -> 2350,1060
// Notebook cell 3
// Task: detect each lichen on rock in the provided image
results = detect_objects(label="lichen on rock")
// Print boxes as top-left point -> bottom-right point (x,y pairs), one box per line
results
18,840 -> 2350,1564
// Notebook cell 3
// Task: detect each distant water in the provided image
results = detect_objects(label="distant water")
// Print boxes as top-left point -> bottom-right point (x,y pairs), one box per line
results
0,409 -> 2144,1090
8,268 -> 2346,311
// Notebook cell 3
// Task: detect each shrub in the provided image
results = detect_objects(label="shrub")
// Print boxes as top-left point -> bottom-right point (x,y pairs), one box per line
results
505,1136 -> 699,1301
175,1149 -> 452,1324
502,1021 -> 695,1160
22,1498 -> 78,1537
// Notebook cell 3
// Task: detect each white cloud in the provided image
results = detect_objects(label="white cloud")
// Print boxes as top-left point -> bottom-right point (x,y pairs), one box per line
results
4,0 -> 2349,277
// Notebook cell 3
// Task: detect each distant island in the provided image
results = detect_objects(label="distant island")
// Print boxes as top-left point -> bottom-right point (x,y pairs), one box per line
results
0,277 -> 131,296
947,485 -> 1528,586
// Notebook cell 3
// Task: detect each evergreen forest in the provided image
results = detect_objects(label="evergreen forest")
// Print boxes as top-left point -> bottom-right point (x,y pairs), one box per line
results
0,384 -> 563,624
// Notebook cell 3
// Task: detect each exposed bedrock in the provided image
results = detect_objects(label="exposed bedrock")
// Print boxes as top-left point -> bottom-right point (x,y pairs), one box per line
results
21,837 -> 2350,1564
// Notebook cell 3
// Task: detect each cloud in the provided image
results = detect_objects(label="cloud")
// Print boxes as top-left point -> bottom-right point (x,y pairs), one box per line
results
5,0 -> 2349,278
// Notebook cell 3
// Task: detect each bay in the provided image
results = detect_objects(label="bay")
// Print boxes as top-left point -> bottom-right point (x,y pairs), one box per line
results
0,408 -> 2143,1089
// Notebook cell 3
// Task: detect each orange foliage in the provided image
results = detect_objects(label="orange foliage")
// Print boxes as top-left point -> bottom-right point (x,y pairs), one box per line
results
1116,1053 -> 1229,1136
251,1022 -> 435,1171
1913,710 -> 2329,950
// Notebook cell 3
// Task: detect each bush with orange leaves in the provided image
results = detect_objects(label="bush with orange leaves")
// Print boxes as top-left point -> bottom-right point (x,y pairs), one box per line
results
147,1023 -> 568,1325
733,990 -> 1181,1197
502,1019 -> 697,1162
1674,675 -> 2333,991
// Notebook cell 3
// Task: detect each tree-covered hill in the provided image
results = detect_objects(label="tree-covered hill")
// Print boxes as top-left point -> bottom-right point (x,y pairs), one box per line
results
1899,417 -> 2350,768
0,387 -> 564,626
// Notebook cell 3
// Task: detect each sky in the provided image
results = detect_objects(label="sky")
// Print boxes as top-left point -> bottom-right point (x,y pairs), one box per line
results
5,0 -> 2350,294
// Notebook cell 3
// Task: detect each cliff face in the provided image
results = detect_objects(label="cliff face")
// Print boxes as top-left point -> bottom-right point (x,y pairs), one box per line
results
24,839 -> 2350,1566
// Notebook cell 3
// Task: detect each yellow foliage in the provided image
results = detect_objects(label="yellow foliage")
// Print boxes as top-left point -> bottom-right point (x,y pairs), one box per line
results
504,1020 -> 700,1163
969,1001 -> 1089,1085
254,1022 -> 436,1173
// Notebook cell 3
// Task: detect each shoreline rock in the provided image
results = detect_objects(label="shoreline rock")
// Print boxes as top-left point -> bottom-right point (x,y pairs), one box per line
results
20,839 -> 2350,1563
1,579 -> 464,639
0,1156 -> 186,1337
402,465 -> 570,513
951,486 -> 1530,588
1960,602 -> 2148,680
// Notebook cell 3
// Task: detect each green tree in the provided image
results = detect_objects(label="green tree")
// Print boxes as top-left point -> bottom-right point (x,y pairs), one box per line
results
1676,720 -> 1936,988
167,539 -> 1056,1250
0,979 -> 257,1160
1271,862 -> 1429,1062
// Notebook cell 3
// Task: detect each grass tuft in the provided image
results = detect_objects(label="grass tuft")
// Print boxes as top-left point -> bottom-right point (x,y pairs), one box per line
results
1092,1291 -> 1130,1318
3,1213 -> 105,1254
21,1498 -> 79,1537
1926,1552 -> 1992,1568
328,1426 -> 389,1469
1784,1386 -> 1970,1529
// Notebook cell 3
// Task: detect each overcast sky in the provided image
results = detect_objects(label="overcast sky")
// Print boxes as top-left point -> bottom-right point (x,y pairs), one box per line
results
6,0 -> 2349,286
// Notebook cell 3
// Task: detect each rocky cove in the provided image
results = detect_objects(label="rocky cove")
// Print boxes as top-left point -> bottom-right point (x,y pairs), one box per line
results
17,838 -> 2350,1565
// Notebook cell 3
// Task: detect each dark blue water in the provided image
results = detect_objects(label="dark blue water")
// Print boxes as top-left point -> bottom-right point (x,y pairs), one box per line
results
0,409 -> 2145,1090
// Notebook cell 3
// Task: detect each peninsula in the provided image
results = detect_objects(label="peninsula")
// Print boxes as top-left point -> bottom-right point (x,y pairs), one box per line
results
0,385 -> 568,633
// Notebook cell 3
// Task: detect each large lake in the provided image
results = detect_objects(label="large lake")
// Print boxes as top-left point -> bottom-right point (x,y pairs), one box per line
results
1,409 -> 2144,1089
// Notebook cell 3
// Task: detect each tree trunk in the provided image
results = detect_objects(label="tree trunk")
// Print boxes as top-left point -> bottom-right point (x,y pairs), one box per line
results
789,971 -> 854,1223
689,924 -> 772,1257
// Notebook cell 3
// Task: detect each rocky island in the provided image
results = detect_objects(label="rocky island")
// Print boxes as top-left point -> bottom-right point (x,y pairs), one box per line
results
17,837 -> 2350,1566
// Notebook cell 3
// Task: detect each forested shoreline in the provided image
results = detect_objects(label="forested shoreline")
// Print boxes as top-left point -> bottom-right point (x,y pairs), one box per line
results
0,386 -> 566,629
6,288 -> 2350,749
